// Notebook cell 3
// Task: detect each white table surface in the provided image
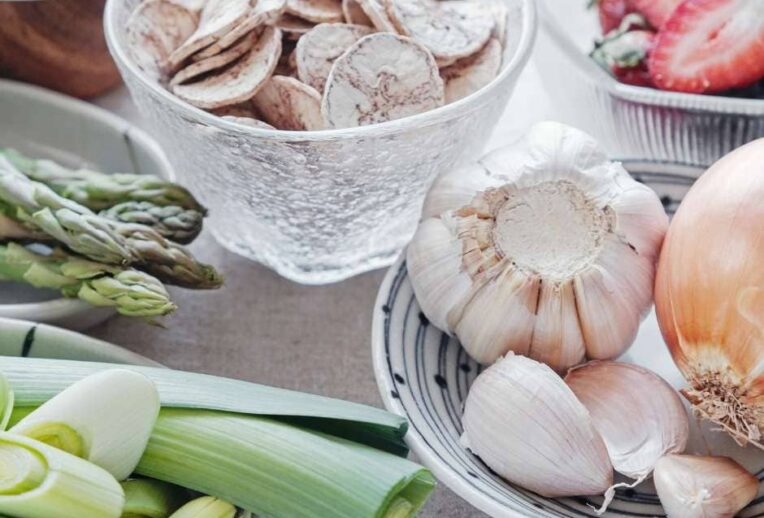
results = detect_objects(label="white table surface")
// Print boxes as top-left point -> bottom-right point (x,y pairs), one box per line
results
90,55 -> 554,517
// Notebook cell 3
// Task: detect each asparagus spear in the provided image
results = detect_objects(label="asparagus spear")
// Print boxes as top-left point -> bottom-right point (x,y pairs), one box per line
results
0,243 -> 176,317
100,201 -> 203,244
0,159 -> 222,289
2,148 -> 206,213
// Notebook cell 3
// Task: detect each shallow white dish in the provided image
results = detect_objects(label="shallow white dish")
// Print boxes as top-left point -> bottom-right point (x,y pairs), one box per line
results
371,160 -> 764,517
0,79 -> 175,330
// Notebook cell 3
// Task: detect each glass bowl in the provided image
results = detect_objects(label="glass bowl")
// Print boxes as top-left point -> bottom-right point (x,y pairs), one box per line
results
535,0 -> 764,166
103,0 -> 537,284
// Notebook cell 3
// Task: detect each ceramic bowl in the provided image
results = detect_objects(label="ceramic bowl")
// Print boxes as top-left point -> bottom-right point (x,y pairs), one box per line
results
371,160 -> 764,517
104,0 -> 537,284
534,0 -> 764,165
0,79 -> 175,330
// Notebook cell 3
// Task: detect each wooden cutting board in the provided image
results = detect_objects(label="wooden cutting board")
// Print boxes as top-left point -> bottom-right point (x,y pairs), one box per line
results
0,0 -> 121,98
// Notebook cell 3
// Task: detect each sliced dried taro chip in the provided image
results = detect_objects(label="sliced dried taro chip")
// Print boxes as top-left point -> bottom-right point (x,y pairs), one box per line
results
442,38 -> 502,103
296,23 -> 374,93
171,32 -> 256,85
126,0 -> 198,80
194,0 -> 287,60
222,115 -> 276,129
321,33 -> 444,128
167,0 -> 252,68
167,0 -> 207,12
484,0 -> 509,46
275,13 -> 316,40
252,75 -> 325,130
342,0 -> 373,26
212,101 -> 262,118
384,0 -> 494,61
173,26 -> 282,109
357,0 -> 397,32
285,0 -> 344,24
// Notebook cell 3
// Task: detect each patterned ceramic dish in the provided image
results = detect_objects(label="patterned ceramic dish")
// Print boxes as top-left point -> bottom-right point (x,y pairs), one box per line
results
104,0 -> 537,285
534,0 -> 764,166
0,79 -> 176,330
371,160 -> 764,517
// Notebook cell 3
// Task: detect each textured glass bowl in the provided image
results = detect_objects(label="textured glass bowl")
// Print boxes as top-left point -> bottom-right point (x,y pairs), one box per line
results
536,0 -> 764,165
104,0 -> 536,284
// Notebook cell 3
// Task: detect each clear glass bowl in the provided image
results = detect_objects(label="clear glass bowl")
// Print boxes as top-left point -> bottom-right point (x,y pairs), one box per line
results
535,0 -> 764,165
104,0 -> 536,284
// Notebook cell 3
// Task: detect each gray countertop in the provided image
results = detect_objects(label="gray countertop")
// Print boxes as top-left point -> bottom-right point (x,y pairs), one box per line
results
89,55 -> 553,517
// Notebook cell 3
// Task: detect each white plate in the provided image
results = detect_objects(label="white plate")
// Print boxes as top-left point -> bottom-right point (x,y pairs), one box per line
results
371,160 -> 764,517
0,79 -> 175,330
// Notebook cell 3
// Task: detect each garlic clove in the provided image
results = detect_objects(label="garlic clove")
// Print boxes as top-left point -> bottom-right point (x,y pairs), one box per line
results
421,162 -> 499,219
565,361 -> 689,481
607,182 -> 670,258
454,266 -> 539,363
462,353 -> 614,498
653,455 -> 758,518
406,217 -> 473,333
528,280 -> 586,372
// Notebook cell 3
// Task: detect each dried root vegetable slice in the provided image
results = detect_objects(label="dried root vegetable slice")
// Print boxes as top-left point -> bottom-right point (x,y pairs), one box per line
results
442,38 -> 502,103
222,116 -> 276,129
212,101 -> 262,118
194,0 -> 287,60
357,0 -> 397,32
285,0 -> 344,23
173,26 -> 282,109
252,75 -> 324,130
275,14 -> 316,40
168,0 -> 207,12
322,33 -> 444,128
342,0 -> 373,26
296,23 -> 374,93
171,33 -> 255,85
484,0 -> 509,46
167,0 -> 252,68
384,0 -> 494,61
126,0 -> 199,80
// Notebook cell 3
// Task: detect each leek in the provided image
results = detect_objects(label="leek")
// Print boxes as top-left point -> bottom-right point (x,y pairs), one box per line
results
169,496 -> 236,518
0,373 -> 13,430
121,478 -> 188,518
0,356 -> 407,455
0,431 -> 124,518
11,369 -> 160,480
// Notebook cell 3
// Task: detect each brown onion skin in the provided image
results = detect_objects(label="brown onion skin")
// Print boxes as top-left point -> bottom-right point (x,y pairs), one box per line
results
0,0 -> 121,99
655,138 -> 764,404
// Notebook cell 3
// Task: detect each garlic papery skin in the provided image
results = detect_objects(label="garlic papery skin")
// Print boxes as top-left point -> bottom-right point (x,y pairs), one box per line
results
461,353 -> 614,497
565,361 -> 689,481
11,369 -> 160,480
654,138 -> 764,447
408,121 -> 668,371
653,455 -> 758,518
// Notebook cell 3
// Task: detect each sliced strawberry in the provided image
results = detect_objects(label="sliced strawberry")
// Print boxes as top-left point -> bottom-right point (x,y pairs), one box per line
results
629,0 -> 682,28
598,0 -> 636,34
614,66 -> 654,87
648,0 -> 764,93
592,29 -> 656,87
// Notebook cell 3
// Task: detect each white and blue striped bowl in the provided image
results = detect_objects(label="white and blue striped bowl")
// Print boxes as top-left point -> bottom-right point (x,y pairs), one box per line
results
372,160 -> 764,517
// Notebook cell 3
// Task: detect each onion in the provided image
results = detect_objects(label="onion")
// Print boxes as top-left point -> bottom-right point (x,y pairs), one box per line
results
655,138 -> 764,447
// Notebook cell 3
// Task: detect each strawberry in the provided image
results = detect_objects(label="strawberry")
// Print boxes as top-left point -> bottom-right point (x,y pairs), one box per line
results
629,0 -> 682,28
592,29 -> 656,87
648,0 -> 764,93
598,0 -> 636,34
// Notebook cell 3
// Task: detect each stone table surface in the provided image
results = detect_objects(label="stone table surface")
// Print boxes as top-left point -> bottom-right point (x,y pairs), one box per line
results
90,54 -> 554,517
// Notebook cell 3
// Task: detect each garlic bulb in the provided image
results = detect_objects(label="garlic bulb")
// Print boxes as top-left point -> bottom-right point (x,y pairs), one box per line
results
461,353 -> 613,497
408,121 -> 668,372
655,139 -> 764,447
653,455 -> 758,518
565,361 -> 689,481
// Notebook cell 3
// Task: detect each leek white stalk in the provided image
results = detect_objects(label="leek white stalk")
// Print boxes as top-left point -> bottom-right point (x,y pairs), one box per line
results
565,361 -> 689,483
653,455 -> 758,518
0,372 -> 13,430
461,353 -> 614,498
0,431 -> 124,518
169,496 -> 236,518
121,478 -> 188,518
655,138 -> 764,447
10,369 -> 160,480
409,121 -> 668,372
